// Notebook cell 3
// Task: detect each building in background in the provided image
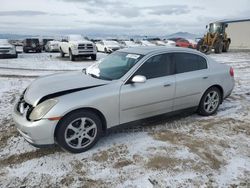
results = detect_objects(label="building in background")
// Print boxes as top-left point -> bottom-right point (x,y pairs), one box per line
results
221,19 -> 250,50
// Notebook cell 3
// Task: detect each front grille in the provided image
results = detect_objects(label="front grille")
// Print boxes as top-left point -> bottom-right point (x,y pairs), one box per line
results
16,93 -> 33,120
78,44 -> 93,50
0,50 -> 9,53
0,47 -> 10,53
112,48 -> 119,51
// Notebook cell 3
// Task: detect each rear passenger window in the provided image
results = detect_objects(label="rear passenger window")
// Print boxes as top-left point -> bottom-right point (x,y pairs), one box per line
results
173,53 -> 207,74
134,54 -> 174,79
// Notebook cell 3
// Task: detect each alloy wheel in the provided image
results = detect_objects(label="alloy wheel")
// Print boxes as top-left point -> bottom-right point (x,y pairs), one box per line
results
204,91 -> 220,113
64,117 -> 97,149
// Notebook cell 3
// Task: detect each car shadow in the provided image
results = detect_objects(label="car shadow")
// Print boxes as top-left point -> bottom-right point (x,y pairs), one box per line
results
106,108 -> 197,135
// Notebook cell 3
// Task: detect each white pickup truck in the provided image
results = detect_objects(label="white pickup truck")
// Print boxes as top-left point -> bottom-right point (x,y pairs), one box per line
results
59,35 -> 97,61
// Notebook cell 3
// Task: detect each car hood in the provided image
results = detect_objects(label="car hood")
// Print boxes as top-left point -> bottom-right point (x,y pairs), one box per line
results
106,45 -> 120,48
69,40 -> 93,45
0,43 -> 13,48
24,71 -> 110,106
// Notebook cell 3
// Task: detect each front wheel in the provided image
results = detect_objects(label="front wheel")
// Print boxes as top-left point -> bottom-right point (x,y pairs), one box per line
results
56,110 -> 102,153
60,48 -> 65,57
198,87 -> 222,116
91,54 -> 97,60
214,40 -> 223,54
69,49 -> 75,61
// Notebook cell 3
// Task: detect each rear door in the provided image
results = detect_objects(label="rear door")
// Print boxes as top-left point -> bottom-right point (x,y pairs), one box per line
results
172,52 -> 208,110
119,53 -> 176,124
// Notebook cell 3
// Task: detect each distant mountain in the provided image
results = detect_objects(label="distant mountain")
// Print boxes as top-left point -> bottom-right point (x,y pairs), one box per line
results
0,32 -> 202,40
0,34 -> 34,40
165,32 -> 202,40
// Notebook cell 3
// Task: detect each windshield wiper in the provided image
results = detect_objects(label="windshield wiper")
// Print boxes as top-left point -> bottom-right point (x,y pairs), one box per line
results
88,73 -> 100,79
87,73 -> 112,81
99,75 -> 113,81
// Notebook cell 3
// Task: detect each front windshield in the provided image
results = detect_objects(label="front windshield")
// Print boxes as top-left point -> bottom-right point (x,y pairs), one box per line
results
209,23 -> 222,33
86,51 -> 143,80
125,41 -> 135,45
0,39 -> 9,44
69,35 -> 84,41
142,40 -> 153,45
104,40 -> 118,46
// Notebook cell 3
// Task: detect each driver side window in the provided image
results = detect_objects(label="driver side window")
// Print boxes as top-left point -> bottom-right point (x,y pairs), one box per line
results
134,53 -> 173,79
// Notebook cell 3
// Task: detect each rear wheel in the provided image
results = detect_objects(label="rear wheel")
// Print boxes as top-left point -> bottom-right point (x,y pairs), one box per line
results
198,87 -> 222,116
196,39 -> 204,51
56,110 -> 102,153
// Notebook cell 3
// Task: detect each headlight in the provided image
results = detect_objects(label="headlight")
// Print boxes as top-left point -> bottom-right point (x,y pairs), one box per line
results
72,44 -> 78,50
29,99 -> 58,121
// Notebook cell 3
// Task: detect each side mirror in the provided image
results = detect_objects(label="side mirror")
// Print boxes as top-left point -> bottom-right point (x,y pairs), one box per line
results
131,75 -> 146,83
206,25 -> 208,29
225,24 -> 228,28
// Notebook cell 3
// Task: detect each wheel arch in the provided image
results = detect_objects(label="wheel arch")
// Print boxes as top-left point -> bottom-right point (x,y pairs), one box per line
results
54,107 -> 107,139
200,84 -> 224,104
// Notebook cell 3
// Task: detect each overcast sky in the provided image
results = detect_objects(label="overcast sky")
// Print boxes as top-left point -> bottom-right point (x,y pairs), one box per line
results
0,0 -> 250,36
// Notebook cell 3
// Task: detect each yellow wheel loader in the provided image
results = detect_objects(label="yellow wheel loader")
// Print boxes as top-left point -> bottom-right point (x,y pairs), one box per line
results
197,22 -> 231,54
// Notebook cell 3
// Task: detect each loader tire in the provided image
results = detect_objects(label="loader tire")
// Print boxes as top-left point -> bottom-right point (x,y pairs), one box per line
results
196,39 -> 204,51
222,41 -> 229,52
214,40 -> 223,54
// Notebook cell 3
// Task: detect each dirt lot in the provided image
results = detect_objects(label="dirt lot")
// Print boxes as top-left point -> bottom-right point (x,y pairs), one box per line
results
0,51 -> 249,187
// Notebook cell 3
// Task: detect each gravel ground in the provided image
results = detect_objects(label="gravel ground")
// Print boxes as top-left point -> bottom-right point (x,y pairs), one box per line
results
0,51 -> 249,188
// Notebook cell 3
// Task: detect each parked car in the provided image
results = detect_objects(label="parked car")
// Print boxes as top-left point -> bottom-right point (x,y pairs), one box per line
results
154,40 -> 172,46
95,40 -> 121,53
119,40 -> 141,48
0,39 -> 18,58
175,38 -> 197,49
23,38 -> 42,53
59,35 -> 97,61
13,47 -> 234,153
45,41 -> 60,52
138,40 -> 156,46
187,39 -> 198,48
42,38 -> 54,51
147,38 -> 170,46
164,39 -> 176,46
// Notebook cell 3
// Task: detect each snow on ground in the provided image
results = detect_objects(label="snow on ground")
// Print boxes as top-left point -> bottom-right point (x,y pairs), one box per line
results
0,51 -> 250,187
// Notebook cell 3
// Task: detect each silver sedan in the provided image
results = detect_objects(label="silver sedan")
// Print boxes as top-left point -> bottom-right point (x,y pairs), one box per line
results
12,47 -> 235,153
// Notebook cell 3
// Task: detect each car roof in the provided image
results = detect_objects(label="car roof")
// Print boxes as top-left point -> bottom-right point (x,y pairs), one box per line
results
118,46 -> 203,56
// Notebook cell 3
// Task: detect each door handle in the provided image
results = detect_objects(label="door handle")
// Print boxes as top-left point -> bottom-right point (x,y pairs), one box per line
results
203,76 -> 208,79
163,83 -> 171,87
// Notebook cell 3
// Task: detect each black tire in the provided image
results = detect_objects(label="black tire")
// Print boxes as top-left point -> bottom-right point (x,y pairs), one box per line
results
222,41 -> 229,52
69,49 -> 75,61
91,54 -> 97,60
13,53 -> 18,58
196,39 -> 204,51
104,48 -> 108,53
214,40 -> 223,54
198,87 -> 222,116
60,48 -> 65,57
23,48 -> 28,53
55,110 -> 102,153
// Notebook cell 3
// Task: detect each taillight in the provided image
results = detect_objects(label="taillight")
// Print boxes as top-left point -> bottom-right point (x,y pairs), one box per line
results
230,67 -> 234,77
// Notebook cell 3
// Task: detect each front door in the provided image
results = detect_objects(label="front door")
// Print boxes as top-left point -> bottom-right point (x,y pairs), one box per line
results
119,53 -> 176,124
